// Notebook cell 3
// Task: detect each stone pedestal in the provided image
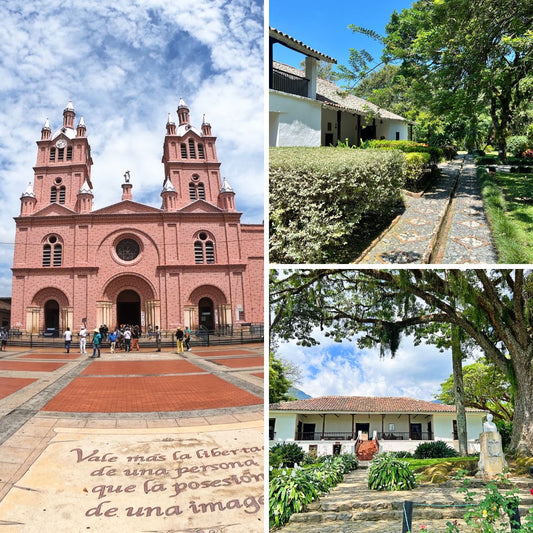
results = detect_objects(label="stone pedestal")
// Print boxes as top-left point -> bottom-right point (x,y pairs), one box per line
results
478,431 -> 507,479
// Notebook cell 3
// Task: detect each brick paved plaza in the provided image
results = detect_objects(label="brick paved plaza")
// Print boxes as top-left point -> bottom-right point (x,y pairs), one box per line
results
0,343 -> 264,532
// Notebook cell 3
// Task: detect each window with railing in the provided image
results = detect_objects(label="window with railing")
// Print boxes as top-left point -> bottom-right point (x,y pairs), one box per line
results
271,67 -> 309,97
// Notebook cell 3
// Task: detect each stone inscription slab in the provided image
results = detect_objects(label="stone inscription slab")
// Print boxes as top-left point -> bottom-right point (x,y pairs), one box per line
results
0,421 -> 264,532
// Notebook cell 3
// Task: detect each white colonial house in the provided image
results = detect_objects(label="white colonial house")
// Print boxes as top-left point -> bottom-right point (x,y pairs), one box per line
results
269,27 -> 412,147
270,396 -> 486,459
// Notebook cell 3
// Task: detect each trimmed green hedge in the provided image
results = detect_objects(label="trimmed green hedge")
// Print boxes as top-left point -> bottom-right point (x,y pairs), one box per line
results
405,152 -> 432,189
362,139 -> 444,163
269,147 -> 405,263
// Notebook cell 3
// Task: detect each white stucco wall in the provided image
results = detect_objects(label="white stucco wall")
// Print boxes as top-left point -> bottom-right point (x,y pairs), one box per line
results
270,411 -> 486,455
270,413 -> 297,442
376,119 -> 409,141
269,90 -> 322,147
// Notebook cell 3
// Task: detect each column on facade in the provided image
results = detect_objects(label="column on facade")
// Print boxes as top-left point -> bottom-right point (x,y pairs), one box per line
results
95,301 -> 113,329
62,307 -> 74,332
184,305 -> 196,330
145,300 -> 161,332
26,307 -> 40,334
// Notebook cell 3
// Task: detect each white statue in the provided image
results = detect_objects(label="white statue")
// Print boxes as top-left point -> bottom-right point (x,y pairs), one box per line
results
483,413 -> 497,432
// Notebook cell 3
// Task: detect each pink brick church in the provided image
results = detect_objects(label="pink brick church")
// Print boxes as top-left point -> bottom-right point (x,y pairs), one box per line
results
11,100 -> 263,334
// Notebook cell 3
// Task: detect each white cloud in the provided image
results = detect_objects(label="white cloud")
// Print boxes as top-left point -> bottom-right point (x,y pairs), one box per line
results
0,0 -> 264,296
276,329 -> 454,402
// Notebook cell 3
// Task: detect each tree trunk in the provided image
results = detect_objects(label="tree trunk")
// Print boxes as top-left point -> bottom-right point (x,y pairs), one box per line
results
509,350 -> 533,455
452,326 -> 468,456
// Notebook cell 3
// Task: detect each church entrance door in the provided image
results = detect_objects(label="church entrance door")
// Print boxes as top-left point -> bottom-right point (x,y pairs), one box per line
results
117,290 -> 141,327
44,300 -> 60,331
198,297 -> 215,331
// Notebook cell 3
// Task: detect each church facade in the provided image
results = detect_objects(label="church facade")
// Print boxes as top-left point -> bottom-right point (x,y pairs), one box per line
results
11,100 -> 263,334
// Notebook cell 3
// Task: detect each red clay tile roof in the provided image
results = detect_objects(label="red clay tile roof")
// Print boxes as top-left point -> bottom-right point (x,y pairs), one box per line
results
270,396 -> 484,413
270,27 -> 337,64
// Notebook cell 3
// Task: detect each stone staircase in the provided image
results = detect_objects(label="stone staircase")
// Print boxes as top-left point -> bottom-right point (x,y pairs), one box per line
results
278,468 -> 533,532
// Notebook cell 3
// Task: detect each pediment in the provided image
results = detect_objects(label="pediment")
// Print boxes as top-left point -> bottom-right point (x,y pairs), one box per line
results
179,200 -> 223,213
92,200 -> 161,215
32,203 -> 77,216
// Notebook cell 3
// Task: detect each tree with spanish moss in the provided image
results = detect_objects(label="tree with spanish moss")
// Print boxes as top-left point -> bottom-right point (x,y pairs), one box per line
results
270,269 -> 533,455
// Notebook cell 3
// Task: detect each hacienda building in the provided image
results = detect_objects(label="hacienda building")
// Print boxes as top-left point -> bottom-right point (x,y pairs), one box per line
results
269,27 -> 413,147
270,396 -> 486,459
10,100 -> 263,335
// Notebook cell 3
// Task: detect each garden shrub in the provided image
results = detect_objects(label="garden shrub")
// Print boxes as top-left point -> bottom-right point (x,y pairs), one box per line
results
442,144 -> 458,160
368,452 -> 416,491
404,152 -> 432,189
475,155 -> 499,165
413,440 -> 458,459
507,135 -> 529,157
391,450 -> 413,458
269,442 -> 305,468
361,139 -> 444,163
269,147 -> 405,263
269,454 -> 359,528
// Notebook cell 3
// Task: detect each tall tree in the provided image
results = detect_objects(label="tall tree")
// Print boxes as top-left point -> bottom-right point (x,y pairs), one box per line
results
436,358 -> 514,422
270,269 -> 533,455
269,352 -> 296,403
383,0 -> 533,159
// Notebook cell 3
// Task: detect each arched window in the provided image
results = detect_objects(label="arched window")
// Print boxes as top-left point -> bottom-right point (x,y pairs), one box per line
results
194,232 -> 215,264
188,138 -> 196,158
67,146 -> 73,160
197,183 -> 205,200
181,143 -> 187,158
59,186 -> 66,204
205,241 -> 215,264
57,148 -> 64,161
198,144 -> 205,159
194,241 -> 204,263
42,244 -> 51,266
50,148 -> 56,162
42,235 -> 62,267
50,187 -> 57,203
189,183 -> 197,200
53,244 -> 62,266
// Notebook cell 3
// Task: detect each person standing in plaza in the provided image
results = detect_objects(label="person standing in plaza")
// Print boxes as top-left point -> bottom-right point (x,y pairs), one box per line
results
131,325 -> 140,351
108,328 -> 117,353
123,326 -> 132,352
155,325 -> 162,352
90,328 -> 102,358
176,326 -> 184,354
184,326 -> 191,351
79,325 -> 88,354
1,328 -> 8,351
64,327 -> 72,353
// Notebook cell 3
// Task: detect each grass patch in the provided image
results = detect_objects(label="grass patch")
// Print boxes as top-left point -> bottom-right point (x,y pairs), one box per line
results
405,456 -> 479,483
477,167 -> 533,263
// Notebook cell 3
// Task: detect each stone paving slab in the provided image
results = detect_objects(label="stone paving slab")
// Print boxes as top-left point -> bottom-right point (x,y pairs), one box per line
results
357,159 -> 462,263
440,156 -> 498,263
357,155 -> 498,264
0,420 -> 264,532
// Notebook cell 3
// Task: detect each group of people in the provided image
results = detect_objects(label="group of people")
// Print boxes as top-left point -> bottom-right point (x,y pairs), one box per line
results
67,324 -> 191,357
175,326 -> 191,354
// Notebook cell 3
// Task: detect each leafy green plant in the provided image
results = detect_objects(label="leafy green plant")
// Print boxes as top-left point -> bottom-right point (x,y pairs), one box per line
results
368,452 -> 416,491
413,441 -> 458,459
268,454 -> 359,528
507,135 -> 529,158
361,139 -> 445,163
269,147 -> 405,263
269,442 -> 305,468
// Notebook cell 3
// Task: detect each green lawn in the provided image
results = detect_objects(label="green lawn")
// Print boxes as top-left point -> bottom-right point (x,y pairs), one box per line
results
478,168 -> 533,263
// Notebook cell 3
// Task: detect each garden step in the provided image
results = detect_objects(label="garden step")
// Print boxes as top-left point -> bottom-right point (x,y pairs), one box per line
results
279,468 -> 533,532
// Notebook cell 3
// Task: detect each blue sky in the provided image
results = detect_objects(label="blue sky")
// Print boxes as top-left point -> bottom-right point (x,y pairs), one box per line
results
0,0 -> 263,297
276,330 -> 463,402
270,0 -> 415,78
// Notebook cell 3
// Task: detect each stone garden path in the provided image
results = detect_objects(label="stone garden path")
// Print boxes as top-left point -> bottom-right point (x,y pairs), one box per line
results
278,467 -> 533,532
356,155 -> 498,264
